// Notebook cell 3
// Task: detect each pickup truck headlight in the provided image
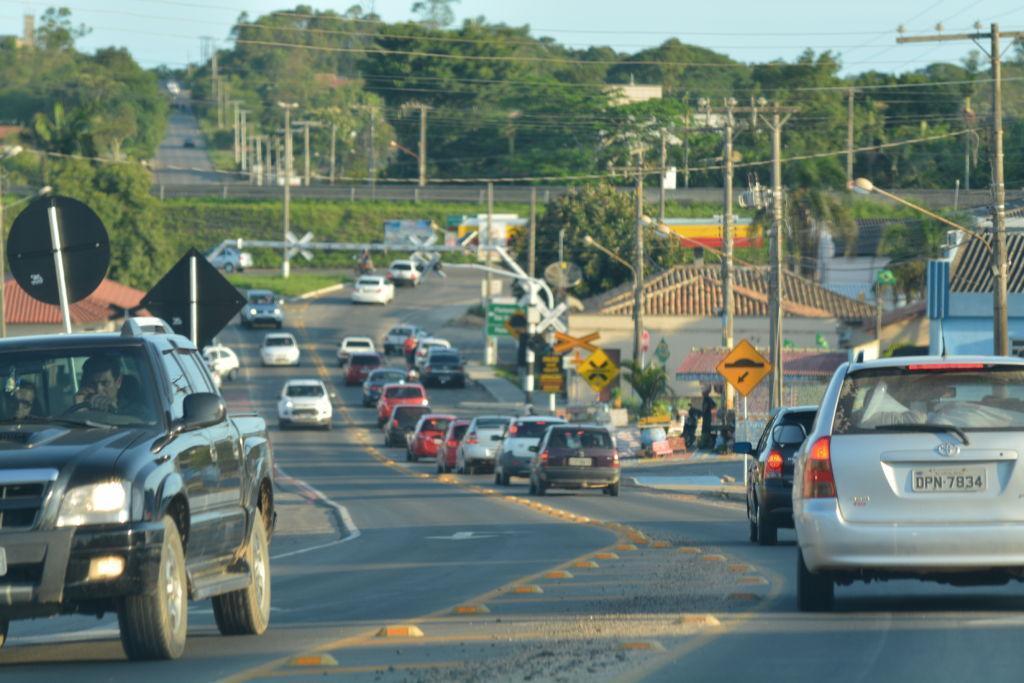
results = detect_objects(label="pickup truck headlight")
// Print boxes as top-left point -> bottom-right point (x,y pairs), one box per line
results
249,307 -> 258,316
57,481 -> 130,527
273,307 -> 282,315
284,400 -> 294,410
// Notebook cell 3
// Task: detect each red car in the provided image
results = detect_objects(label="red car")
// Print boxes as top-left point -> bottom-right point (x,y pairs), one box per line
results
437,418 -> 470,473
407,413 -> 457,462
346,352 -> 383,385
376,383 -> 428,427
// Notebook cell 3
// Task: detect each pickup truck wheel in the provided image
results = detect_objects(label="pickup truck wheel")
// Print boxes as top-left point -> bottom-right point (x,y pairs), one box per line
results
213,517 -> 271,636
0,617 -> 8,649
117,516 -> 188,660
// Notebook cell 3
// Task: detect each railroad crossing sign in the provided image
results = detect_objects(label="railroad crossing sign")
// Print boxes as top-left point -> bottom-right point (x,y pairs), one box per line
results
716,339 -> 772,397
539,354 -> 564,393
285,230 -> 314,261
553,331 -> 600,355
577,348 -> 619,392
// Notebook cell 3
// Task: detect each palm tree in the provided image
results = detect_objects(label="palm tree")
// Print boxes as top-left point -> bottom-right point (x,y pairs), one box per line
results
621,361 -> 673,418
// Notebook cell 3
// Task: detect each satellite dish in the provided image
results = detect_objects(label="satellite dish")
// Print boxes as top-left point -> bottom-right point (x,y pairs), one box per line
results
8,195 -> 110,306
544,261 -> 583,290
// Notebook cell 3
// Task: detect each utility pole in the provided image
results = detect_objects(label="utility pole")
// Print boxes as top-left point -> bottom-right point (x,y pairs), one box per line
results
303,122 -> 310,186
232,101 -> 240,164
682,126 -> 690,188
485,182 -> 497,366
240,110 -> 248,171
846,88 -> 855,184
963,96 -> 973,191
368,109 -> 377,198
220,81 -> 229,130
278,102 -> 299,279
760,103 -> 796,411
211,52 -> 221,128
418,104 -> 428,187
329,123 -> 337,185
722,100 -> 736,410
528,187 -> 537,280
659,129 -> 667,227
633,149 -> 645,369
896,23 -> 1020,356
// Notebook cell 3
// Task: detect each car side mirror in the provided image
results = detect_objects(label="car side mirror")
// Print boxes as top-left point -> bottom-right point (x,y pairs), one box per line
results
733,441 -> 753,455
182,392 -> 226,431
528,445 -> 539,452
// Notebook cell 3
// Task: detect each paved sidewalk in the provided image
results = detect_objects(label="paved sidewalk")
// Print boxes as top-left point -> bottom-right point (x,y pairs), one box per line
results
465,362 -> 527,405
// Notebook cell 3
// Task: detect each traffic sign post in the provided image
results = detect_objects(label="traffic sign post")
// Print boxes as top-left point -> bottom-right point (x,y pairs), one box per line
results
539,354 -> 564,394
716,339 -> 772,491
577,348 -> 619,393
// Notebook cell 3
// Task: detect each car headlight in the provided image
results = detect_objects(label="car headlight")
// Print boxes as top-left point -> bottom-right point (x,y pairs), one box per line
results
273,307 -> 281,315
249,307 -> 258,316
57,481 -> 131,527
285,400 -> 294,409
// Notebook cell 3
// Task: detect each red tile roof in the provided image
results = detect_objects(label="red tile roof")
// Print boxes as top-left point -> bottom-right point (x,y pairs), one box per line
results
5,277 -> 146,325
584,265 -> 874,320
674,348 -> 848,381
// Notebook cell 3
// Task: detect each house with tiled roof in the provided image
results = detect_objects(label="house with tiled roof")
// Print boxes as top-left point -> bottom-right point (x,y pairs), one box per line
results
567,264 -> 873,398
4,277 -> 146,336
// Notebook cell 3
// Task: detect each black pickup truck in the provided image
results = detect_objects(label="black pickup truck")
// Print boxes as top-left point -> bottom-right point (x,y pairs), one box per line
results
0,321 -> 275,660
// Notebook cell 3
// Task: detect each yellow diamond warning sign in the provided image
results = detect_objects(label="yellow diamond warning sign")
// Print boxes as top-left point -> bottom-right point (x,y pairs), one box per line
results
716,339 -> 771,397
577,348 -> 619,393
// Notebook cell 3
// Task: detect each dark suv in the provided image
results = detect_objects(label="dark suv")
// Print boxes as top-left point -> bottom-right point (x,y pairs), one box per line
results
420,349 -> 466,388
738,405 -> 817,545
384,404 -> 431,447
529,424 -> 620,496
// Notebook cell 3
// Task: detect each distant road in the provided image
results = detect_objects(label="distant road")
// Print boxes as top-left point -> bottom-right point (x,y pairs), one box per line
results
153,98 -> 239,185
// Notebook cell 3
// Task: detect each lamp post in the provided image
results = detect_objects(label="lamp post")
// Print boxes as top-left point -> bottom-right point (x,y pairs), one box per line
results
277,101 -> 299,279
850,177 -> 1002,352
583,234 -> 642,367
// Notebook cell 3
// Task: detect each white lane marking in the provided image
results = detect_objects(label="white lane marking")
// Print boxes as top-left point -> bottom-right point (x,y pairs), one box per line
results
425,531 -> 500,541
271,463 -> 361,560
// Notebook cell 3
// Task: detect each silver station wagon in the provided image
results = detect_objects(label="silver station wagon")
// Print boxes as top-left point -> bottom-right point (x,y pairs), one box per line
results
794,356 -> 1024,611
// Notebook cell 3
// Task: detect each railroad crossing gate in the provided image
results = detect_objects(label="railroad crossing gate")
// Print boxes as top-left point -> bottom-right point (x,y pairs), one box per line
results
577,348 -> 619,393
716,339 -> 772,397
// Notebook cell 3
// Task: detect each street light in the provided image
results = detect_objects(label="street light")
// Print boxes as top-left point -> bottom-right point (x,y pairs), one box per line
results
850,177 -> 1004,354
388,139 -> 419,160
582,234 -> 643,367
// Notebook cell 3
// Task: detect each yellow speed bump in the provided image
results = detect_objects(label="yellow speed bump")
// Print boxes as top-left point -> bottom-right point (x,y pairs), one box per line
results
738,576 -> 770,586
677,547 -> 702,554
593,552 -> 619,560
651,540 -> 672,549
375,625 -> 425,638
511,584 -> 544,594
572,560 -> 599,569
543,570 -> 574,579
677,614 -> 722,627
619,641 -> 665,652
701,554 -> 727,562
451,604 -> 491,615
728,563 -> 754,573
615,544 -> 638,552
290,654 -> 339,667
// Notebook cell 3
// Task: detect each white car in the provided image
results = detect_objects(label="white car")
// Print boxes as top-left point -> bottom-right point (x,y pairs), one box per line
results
337,336 -> 375,365
793,355 -> 1024,612
387,259 -> 423,287
495,416 -> 567,485
351,275 -> 395,305
413,337 -> 451,369
203,344 -> 240,381
383,324 -> 426,356
278,379 -> 333,429
456,415 -> 514,474
260,332 -> 300,366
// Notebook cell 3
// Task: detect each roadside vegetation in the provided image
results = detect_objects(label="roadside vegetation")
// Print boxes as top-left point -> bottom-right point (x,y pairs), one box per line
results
225,272 -> 343,297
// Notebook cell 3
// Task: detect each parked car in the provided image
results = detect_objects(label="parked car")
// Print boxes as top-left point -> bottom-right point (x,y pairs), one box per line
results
345,352 -> 383,385
351,275 -> 395,305
437,418 -> 471,473
420,349 -> 466,388
0,323 -> 274,660
183,137 -> 195,148
384,404 -> 432,448
337,336 -> 375,366
376,383 -> 428,427
793,356 -> 1024,612
278,379 -> 333,430
383,324 -> 426,356
413,337 -> 452,370
737,406 -> 817,545
241,289 -> 283,328
362,367 -> 408,407
529,424 -> 620,496
387,259 -> 423,287
495,416 -> 567,485
407,414 -> 457,462
203,343 -> 240,381
457,415 -> 514,474
260,332 -> 300,366
206,246 -> 252,273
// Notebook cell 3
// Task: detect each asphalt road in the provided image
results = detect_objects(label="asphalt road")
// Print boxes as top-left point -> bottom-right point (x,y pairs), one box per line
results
6,271 -> 1024,681
153,100 -> 233,186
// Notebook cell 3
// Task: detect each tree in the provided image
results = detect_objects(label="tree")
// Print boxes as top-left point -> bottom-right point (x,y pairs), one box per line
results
621,361 -> 673,418
35,7 -> 91,52
411,0 -> 459,28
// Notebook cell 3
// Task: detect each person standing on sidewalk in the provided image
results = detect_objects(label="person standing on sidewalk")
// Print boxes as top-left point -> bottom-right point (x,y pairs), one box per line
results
700,385 -> 716,449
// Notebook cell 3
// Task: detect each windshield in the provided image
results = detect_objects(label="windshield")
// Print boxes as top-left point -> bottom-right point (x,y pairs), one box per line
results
549,429 -> 613,449
249,293 -> 274,305
370,370 -> 406,384
357,278 -> 382,286
346,340 -> 372,348
394,406 -> 430,427
286,385 -> 324,397
420,417 -> 451,432
386,386 -> 424,399
429,354 -> 460,366
476,418 -> 511,430
834,365 -> 1024,434
0,347 -> 161,426
351,354 -> 380,366
265,337 -> 294,347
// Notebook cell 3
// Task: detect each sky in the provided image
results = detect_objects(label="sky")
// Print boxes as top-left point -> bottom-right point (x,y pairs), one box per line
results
2,0 -> 1023,73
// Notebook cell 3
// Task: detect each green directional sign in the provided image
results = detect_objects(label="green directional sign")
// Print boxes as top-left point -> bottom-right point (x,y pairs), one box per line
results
486,301 -> 521,337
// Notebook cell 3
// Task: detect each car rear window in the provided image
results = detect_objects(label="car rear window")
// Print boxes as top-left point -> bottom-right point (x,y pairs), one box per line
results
476,418 -> 510,429
393,263 -> 412,271
287,385 -> 324,397
386,386 -> 424,398
549,428 -> 613,449
351,354 -> 380,366
833,364 -> 1024,434
780,411 -> 816,435
265,337 -> 294,347
371,370 -> 406,384
357,277 -> 381,286
420,417 -> 451,432
346,340 -> 372,348
429,353 -> 460,366
394,406 -> 430,427
510,420 -> 559,438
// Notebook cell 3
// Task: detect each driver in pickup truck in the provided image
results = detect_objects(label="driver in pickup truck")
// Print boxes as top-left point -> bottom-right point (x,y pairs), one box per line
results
73,356 -> 125,413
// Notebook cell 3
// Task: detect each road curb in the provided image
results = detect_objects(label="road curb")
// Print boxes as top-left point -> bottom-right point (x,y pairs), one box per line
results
292,283 -> 345,302
625,476 -> 746,503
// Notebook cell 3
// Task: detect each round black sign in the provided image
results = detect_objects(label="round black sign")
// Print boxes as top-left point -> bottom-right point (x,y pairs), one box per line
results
7,195 -> 111,306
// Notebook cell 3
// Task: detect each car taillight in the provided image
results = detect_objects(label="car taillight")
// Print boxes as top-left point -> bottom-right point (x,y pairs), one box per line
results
508,424 -> 518,436
392,419 -> 399,428
765,451 -> 784,479
612,450 -> 620,468
466,433 -> 478,445
907,362 -> 984,371
802,436 -> 836,498
539,451 -> 549,464
447,439 -> 457,447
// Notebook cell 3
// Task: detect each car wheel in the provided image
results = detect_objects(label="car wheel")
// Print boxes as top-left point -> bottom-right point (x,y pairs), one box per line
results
229,369 -> 239,381
500,471 -> 511,486
323,422 -> 332,431
607,481 -> 620,497
224,263 -> 235,273
536,478 -> 547,496
796,550 -> 834,612
0,618 -> 8,649
117,516 -> 188,660
437,461 -> 443,474
494,470 -> 502,485
212,515 -> 271,636
528,476 -> 537,495
756,501 -> 777,546
747,501 -> 759,543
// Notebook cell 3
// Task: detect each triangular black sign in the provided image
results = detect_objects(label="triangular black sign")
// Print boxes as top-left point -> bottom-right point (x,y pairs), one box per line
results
141,248 -> 246,349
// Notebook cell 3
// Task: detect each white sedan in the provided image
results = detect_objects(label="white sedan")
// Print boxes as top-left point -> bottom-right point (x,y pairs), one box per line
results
278,379 -> 333,429
337,336 -> 375,365
351,275 -> 395,305
260,332 -> 301,366
203,344 -> 240,380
